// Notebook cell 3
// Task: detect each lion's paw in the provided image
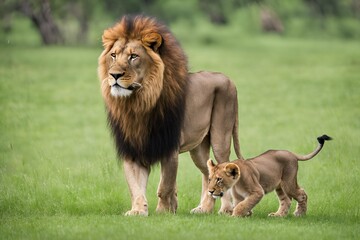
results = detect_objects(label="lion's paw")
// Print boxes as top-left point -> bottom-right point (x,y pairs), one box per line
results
293,211 -> 306,217
268,212 -> 282,217
218,208 -> 233,215
124,209 -> 148,216
156,206 -> 176,214
268,212 -> 287,217
190,206 -> 212,214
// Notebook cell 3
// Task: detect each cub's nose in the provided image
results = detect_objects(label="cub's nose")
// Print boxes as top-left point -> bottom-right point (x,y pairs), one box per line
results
110,72 -> 125,80
209,190 -> 214,195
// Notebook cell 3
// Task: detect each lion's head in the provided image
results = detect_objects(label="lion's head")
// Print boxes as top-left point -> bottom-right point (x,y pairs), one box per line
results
98,15 -> 188,166
207,159 -> 240,199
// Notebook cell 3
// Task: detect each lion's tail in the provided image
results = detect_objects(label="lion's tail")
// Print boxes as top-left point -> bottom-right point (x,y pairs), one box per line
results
233,100 -> 244,160
296,135 -> 332,161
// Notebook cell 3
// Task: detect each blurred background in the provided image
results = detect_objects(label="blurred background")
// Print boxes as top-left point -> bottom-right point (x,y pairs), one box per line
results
1,1 -> 359,238
1,0 -> 360,46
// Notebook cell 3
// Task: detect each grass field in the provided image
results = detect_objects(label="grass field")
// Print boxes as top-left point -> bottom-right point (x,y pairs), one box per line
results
1,23 -> 360,239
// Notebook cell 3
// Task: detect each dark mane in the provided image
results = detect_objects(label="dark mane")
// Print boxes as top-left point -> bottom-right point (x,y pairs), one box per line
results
108,93 -> 186,166
100,15 -> 188,167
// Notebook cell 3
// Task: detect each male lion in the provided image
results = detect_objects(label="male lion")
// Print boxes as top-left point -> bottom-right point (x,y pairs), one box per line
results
98,15 -> 243,216
207,135 -> 332,217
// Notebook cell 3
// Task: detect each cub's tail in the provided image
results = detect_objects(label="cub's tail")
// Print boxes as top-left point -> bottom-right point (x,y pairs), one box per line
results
296,135 -> 332,161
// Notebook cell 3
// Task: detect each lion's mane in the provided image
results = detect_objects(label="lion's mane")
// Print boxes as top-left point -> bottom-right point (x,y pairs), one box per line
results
98,15 -> 188,166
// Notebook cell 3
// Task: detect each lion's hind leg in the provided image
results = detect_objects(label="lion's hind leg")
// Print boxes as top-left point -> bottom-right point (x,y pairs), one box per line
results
208,76 -> 238,215
268,186 -> 291,217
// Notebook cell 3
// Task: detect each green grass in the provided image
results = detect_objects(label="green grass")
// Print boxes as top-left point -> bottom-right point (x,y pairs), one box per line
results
1,27 -> 360,239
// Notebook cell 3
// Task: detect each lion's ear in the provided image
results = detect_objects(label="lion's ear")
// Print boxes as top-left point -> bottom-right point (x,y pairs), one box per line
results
101,29 -> 115,50
225,163 -> 240,179
207,159 -> 216,170
142,33 -> 162,52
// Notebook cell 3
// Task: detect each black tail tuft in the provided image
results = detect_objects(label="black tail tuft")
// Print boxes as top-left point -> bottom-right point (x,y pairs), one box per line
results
317,134 -> 333,145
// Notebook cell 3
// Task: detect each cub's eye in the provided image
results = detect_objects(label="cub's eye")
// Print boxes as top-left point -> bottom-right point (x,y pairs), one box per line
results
129,54 -> 138,60
216,178 -> 223,185
110,53 -> 116,60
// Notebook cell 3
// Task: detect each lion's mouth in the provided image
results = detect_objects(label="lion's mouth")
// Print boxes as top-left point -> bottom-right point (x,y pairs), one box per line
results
112,82 -> 142,91
110,82 -> 143,98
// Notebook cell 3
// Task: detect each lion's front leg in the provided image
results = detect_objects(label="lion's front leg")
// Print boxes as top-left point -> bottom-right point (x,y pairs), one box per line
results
156,154 -> 179,213
190,174 -> 216,214
123,159 -> 150,216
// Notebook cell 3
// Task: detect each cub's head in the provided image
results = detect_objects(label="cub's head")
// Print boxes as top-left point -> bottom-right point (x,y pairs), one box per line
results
207,159 -> 240,199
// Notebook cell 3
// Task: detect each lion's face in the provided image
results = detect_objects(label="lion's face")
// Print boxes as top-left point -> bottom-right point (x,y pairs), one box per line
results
207,160 -> 240,199
106,39 -> 153,97
98,15 -> 188,165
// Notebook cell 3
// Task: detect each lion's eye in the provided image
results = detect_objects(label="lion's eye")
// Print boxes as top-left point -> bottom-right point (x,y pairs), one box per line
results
110,53 -> 116,60
216,178 -> 223,185
129,54 -> 138,60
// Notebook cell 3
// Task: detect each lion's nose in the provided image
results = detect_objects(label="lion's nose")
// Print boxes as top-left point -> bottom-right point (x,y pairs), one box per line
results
209,190 -> 214,195
110,72 -> 125,80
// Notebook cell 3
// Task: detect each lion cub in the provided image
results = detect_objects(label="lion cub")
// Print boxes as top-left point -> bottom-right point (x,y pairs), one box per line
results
207,135 -> 332,217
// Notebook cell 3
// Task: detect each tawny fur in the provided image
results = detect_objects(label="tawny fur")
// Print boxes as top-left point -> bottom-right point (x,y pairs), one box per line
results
98,16 -> 187,160
207,135 -> 332,217
98,15 -> 243,216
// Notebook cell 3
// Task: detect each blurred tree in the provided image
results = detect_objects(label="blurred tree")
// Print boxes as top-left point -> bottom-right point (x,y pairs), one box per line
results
0,0 -> 64,44
52,0 -> 97,44
260,7 -> 284,33
303,0 -> 342,17
101,0 -> 197,23
102,0 -> 155,18
303,0 -> 360,30
17,0 -> 64,44
351,0 -> 360,18
198,0 -> 229,24
1,0 -> 99,45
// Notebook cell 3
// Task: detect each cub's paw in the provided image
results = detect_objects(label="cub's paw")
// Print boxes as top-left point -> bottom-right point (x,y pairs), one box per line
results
232,210 -> 253,217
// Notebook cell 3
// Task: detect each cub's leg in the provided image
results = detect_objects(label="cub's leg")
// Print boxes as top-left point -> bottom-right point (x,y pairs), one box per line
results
123,159 -> 150,216
233,188 -> 264,217
268,186 -> 292,217
282,175 -> 308,217
156,154 -> 179,213
232,189 -> 252,216
293,187 -> 308,216
189,136 -> 216,214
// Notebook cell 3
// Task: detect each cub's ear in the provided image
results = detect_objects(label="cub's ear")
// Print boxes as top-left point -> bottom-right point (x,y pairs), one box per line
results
207,159 -> 216,170
142,33 -> 162,52
225,163 -> 240,179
